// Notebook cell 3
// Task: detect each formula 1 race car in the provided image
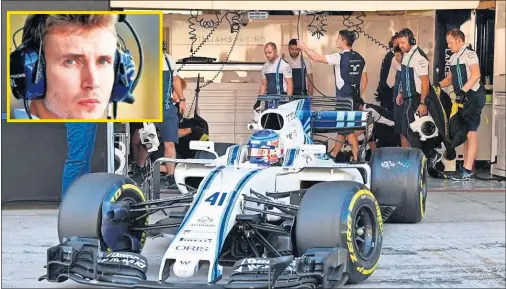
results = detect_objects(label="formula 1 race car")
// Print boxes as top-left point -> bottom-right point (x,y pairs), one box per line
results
40,95 -> 428,289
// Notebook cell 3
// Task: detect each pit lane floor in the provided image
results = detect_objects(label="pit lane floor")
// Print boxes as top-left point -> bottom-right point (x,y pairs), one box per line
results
2,179 -> 505,288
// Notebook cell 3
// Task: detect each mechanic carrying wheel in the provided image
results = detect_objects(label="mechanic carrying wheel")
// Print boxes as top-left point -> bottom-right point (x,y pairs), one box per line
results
255,42 -> 294,110
436,29 -> 486,181
297,30 -> 368,163
395,28 -> 442,168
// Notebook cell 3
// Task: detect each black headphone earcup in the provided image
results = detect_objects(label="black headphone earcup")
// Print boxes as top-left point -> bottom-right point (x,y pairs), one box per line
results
388,40 -> 393,49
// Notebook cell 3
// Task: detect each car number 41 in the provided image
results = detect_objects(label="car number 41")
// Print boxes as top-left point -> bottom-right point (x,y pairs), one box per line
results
205,192 -> 228,206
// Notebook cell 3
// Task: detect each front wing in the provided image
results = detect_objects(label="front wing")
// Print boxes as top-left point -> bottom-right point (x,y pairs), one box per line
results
39,237 -> 350,289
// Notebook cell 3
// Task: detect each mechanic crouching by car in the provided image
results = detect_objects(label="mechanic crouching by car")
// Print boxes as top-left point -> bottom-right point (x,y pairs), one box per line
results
395,28 -> 441,168
160,40 -> 186,189
297,30 -> 368,163
436,29 -> 485,181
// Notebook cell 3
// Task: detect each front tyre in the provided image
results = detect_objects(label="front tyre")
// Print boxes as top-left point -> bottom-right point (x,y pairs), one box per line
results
295,181 -> 384,284
58,173 -> 149,253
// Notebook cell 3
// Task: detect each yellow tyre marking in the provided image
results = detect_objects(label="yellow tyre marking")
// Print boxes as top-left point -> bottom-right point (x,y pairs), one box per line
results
420,156 -> 426,218
346,189 -> 383,275
107,182 -> 148,249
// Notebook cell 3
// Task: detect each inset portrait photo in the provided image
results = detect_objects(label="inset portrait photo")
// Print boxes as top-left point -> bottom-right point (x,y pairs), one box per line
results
7,11 -> 163,122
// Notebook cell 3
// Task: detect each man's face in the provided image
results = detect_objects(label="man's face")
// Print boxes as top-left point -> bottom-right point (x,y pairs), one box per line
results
392,38 -> 399,48
398,36 -> 411,53
288,45 -> 299,58
446,35 -> 463,53
335,34 -> 344,49
43,24 -> 117,119
395,52 -> 403,64
264,45 -> 277,62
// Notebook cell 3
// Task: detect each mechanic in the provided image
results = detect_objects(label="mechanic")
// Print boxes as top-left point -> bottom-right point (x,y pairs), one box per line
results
12,14 -> 122,119
436,29 -> 485,181
62,123 -> 98,200
160,40 -> 186,189
392,45 -> 409,147
256,42 -> 293,109
395,28 -> 442,167
284,39 -> 314,96
130,78 -> 191,182
375,33 -> 400,111
297,30 -> 368,163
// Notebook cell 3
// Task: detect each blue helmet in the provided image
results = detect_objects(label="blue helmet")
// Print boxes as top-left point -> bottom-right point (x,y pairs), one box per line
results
247,129 -> 284,165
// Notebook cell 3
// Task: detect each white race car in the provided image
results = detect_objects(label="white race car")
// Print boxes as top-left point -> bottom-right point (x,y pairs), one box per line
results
41,95 -> 428,289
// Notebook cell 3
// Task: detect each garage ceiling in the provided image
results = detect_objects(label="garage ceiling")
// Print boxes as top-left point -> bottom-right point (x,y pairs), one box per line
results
110,1 -> 481,11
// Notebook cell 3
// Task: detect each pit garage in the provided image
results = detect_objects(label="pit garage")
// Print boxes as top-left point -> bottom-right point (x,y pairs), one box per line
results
1,0 -> 506,288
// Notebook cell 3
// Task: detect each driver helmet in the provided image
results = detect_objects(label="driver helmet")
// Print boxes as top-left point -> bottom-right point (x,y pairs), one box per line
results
247,129 -> 284,165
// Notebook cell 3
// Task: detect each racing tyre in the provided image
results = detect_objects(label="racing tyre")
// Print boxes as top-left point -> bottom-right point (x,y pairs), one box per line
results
295,181 -> 384,284
370,147 -> 428,224
58,173 -> 149,253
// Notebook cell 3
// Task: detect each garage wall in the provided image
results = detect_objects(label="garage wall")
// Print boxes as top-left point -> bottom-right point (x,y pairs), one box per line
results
164,12 -> 436,144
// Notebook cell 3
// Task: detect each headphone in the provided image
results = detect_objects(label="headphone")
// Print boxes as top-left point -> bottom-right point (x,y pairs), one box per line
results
9,14 -> 144,119
399,28 -> 417,46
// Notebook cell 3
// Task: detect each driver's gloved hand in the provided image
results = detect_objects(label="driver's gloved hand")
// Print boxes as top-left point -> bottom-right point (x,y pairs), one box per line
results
455,90 -> 468,104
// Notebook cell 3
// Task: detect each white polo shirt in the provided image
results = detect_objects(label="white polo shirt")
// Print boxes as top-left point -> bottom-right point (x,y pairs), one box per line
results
449,45 -> 481,92
401,45 -> 429,94
325,49 -> 367,90
284,54 -> 313,75
261,56 -> 293,93
163,53 -> 178,77
387,57 -> 401,88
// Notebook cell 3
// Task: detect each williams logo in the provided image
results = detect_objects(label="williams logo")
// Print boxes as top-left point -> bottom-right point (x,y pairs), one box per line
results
190,216 -> 215,228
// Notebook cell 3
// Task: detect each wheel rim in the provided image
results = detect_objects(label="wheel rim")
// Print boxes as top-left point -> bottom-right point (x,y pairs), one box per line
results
353,205 -> 377,261
420,162 -> 428,216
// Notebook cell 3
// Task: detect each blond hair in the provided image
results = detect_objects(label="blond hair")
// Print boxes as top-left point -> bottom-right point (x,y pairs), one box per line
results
42,14 -> 118,40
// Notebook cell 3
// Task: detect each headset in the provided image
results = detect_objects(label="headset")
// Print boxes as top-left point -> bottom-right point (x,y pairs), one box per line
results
9,14 -> 144,119
398,28 -> 417,46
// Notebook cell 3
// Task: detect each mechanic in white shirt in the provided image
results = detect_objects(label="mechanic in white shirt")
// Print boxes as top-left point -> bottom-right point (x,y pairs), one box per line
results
437,29 -> 486,181
297,30 -> 368,163
395,28 -> 445,170
284,39 -> 313,96
259,42 -> 293,97
375,33 -> 401,111
159,41 -> 186,189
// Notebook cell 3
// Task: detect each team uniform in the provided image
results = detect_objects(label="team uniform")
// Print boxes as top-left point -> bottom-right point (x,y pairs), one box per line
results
376,50 -> 401,111
159,53 -> 179,144
449,45 -> 486,132
284,54 -> 312,95
325,49 -> 367,110
261,56 -> 293,95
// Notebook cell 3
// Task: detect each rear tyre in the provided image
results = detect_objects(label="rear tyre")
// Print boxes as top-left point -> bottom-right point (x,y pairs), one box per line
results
370,147 -> 428,223
58,173 -> 149,253
295,181 -> 383,284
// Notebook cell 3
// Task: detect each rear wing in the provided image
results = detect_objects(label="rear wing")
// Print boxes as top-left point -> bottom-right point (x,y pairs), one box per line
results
311,110 -> 372,134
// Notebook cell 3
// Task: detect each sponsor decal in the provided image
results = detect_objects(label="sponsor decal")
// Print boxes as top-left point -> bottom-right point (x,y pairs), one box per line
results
99,252 -> 147,269
176,245 -> 208,252
190,216 -> 215,228
179,237 -> 213,243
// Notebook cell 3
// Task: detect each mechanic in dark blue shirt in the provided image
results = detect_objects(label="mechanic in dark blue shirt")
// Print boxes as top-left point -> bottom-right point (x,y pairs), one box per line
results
297,30 -> 368,163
